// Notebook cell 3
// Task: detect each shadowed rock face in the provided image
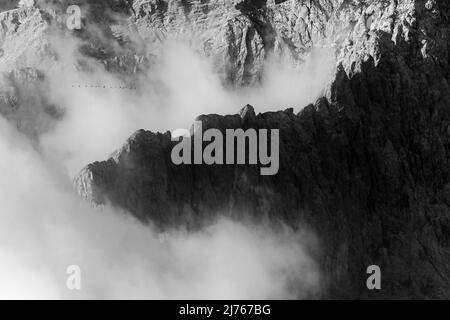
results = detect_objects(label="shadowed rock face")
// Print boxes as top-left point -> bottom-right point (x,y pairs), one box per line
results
75,0 -> 450,299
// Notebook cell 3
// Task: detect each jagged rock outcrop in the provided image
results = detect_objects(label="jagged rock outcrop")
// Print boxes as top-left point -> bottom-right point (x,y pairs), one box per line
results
75,0 -> 450,299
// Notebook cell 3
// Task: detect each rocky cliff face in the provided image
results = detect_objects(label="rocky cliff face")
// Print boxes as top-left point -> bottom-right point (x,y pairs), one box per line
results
1,0 -> 450,299
74,0 -> 450,299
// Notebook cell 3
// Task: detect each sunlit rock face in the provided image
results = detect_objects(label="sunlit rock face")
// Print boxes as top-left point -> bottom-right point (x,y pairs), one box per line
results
130,0 -> 335,85
75,0 -> 450,299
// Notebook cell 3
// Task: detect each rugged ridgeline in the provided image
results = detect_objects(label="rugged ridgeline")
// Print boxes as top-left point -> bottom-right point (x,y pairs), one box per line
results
74,0 -> 450,299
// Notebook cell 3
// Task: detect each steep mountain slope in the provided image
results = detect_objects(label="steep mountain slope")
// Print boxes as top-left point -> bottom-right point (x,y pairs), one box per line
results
1,0 -> 449,299
75,0 -> 450,299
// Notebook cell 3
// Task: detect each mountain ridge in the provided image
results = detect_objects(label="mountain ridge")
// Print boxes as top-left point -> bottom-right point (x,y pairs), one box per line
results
0,0 -> 449,299
75,0 -> 450,299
